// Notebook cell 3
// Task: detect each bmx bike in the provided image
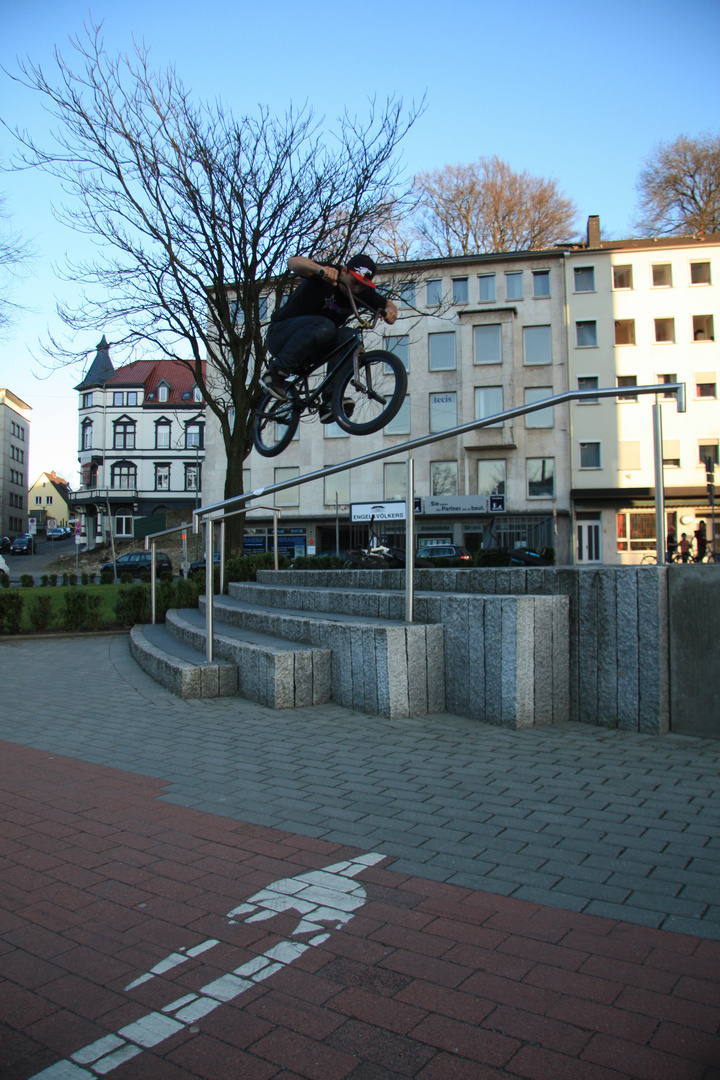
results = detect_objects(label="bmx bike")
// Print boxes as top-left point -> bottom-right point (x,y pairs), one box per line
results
250,282 -> 407,458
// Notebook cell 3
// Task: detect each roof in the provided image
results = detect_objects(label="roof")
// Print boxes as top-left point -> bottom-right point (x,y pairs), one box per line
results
30,471 -> 72,499
107,358 -> 205,406
75,335 -> 115,391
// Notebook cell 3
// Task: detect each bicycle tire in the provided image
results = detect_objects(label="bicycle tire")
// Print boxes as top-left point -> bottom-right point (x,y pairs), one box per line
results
331,350 -> 408,435
251,391 -> 301,457
641,554 -> 657,564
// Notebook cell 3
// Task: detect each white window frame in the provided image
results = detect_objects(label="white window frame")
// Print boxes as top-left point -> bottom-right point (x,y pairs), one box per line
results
474,386 -> 503,428
428,332 -> 456,371
478,274 -> 496,302
524,387 -> 554,428
505,271 -> 523,300
573,266 -> 595,292
524,325 -> 553,365
532,270 -> 550,298
579,441 -> 602,469
274,466 -> 299,507
474,324 -> 502,366
527,458 -> 555,499
430,461 -> 458,496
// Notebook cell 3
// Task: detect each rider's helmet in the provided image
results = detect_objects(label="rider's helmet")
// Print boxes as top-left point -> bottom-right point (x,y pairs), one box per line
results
347,254 -> 377,282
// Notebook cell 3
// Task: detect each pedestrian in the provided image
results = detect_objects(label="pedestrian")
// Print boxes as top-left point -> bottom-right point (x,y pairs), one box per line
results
694,520 -> 707,562
679,533 -> 691,563
666,524 -> 678,562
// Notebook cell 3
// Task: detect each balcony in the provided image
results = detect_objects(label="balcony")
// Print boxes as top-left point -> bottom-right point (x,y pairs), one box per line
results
72,488 -> 139,505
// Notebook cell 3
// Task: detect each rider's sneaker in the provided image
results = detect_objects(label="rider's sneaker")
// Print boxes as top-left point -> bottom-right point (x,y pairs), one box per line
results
260,371 -> 288,401
319,397 -> 355,423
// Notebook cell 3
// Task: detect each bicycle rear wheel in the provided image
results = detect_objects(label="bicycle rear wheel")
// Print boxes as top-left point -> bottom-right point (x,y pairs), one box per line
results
641,554 -> 658,564
251,391 -> 301,457
332,350 -> 407,435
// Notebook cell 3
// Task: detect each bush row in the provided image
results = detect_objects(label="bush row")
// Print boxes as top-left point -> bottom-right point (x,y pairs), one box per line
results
0,578 -> 200,635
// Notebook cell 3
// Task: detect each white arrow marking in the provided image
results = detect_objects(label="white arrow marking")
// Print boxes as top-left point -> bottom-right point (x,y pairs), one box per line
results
30,852 -> 385,1079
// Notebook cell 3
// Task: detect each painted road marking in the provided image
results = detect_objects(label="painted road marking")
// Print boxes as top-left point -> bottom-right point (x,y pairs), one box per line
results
31,852 -> 385,1079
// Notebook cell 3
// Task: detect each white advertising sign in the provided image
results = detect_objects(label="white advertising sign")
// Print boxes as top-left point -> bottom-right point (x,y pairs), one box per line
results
423,495 -> 490,515
351,502 -> 407,523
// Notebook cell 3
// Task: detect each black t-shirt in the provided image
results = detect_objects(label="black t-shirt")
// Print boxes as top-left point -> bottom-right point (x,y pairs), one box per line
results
271,268 -> 386,329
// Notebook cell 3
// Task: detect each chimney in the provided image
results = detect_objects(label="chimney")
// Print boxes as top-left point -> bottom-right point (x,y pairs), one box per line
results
587,216 -> 601,247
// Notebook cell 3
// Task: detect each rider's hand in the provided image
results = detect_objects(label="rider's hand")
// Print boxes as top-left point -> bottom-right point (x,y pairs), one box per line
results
381,300 -> 398,325
319,264 -> 339,284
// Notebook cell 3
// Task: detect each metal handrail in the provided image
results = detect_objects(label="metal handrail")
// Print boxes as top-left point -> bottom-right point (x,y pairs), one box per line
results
191,382 -> 686,661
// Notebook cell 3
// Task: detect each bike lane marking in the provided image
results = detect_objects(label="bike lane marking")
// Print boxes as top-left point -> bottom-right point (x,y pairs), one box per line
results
30,852 -> 385,1079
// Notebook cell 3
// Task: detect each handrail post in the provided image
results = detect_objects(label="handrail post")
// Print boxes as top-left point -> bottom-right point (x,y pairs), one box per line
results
220,519 -> 225,595
405,456 -> 415,622
273,511 -> 279,570
205,518 -> 214,662
653,402 -> 666,565
150,539 -> 157,624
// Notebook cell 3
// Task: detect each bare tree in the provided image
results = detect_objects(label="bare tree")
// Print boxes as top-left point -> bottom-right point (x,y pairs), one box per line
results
407,157 -> 577,257
0,193 -> 33,336
4,22 -> 420,549
635,133 -> 720,236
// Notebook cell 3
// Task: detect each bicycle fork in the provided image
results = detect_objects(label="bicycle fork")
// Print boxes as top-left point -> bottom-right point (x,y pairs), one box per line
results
350,346 -> 387,405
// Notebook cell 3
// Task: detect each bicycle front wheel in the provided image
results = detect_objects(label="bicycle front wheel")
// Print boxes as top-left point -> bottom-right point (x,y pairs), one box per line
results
641,554 -> 658,564
251,392 -> 301,457
332,350 -> 408,435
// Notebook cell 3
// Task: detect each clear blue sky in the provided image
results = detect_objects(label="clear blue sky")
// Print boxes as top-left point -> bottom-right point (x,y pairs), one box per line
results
1,0 -> 719,486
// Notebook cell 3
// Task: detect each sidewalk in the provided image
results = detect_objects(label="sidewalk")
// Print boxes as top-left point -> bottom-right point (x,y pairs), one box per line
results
1,635 -> 719,1078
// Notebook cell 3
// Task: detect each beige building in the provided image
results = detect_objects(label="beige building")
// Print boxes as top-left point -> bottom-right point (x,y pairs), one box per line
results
205,252 -> 572,561
0,388 -> 31,539
567,218 -> 719,564
28,471 -> 73,534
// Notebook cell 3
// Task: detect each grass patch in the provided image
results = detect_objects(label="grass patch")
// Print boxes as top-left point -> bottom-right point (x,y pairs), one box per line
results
18,584 -> 123,633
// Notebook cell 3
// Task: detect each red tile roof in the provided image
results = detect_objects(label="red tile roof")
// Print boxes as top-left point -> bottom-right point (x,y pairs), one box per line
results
107,359 -> 206,406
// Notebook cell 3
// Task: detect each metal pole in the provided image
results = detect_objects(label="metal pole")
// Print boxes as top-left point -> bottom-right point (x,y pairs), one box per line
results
405,456 -> 415,623
653,402 -> 666,565
273,512 -> 279,570
150,539 -> 156,624
204,519 -> 214,663
335,492 -> 340,557
220,519 -> 225,594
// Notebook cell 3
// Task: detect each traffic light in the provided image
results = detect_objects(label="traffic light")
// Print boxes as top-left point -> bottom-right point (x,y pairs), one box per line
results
706,456 -> 716,498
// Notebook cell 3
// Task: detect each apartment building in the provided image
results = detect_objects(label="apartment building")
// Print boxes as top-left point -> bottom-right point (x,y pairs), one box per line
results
73,336 -> 206,548
0,388 -> 31,539
28,471 -> 73,534
203,251 -> 572,561
567,217 -> 719,564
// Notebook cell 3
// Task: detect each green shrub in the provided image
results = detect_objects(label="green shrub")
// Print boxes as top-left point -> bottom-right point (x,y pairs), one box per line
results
62,572 -> 69,586
159,569 -> 172,584
29,595 -> 54,632
120,572 -> 133,584
540,546 -> 556,565
62,589 -> 88,631
0,591 -> 23,634
81,572 -> 90,585
85,594 -> 102,631
291,555 -> 346,570
474,548 -> 512,567
20,574 -> 34,588
0,570 -> 9,588
41,574 -> 50,587
49,573 -> 58,587
100,570 -> 114,584
174,577 -> 200,609
114,583 -> 150,626
139,570 -> 151,583
226,552 -> 288,584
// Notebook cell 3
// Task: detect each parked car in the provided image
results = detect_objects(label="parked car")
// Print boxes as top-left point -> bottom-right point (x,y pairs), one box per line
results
186,550 -> 222,574
0,536 -> 11,553
416,544 -> 472,562
46,527 -> 67,540
10,535 -> 36,555
100,551 -> 173,578
0,554 -> 9,576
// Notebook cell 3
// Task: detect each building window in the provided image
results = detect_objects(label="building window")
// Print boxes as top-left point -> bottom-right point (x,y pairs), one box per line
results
524,325 -> 552,364
399,282 -> 416,308
155,464 -> 170,490
693,315 -> 715,341
474,324 -> 502,365
579,441 -> 601,469
578,375 -> 599,403
475,386 -> 503,428
576,321 -> 597,348
383,335 -> 409,369
384,396 -> 410,435
617,375 -> 638,401
613,265 -> 633,289
115,516 -> 133,537
274,466 -> 298,506
657,373 -> 677,399
425,280 -> 442,306
505,272 -> 523,300
652,263 -> 673,288
185,463 -> 201,492
699,441 -> 719,467
323,420 -> 349,439
532,270 -> 550,298
690,261 -> 711,285
113,420 -> 136,450
663,440 -> 681,468
527,458 -> 555,498
478,274 -> 496,302
325,471 -> 350,505
655,318 -> 675,343
616,511 -> 656,552
574,266 -> 595,292
525,387 -> 554,427
384,462 -> 406,501
46,496 -> 53,505
430,461 -> 458,496
113,391 -> 124,406
111,463 -> 136,490
614,319 -> 636,346
185,423 -> 203,449
193,386 -> 202,403
35,495 -> 42,505
430,392 -> 457,433
452,278 -> 469,304
428,332 -> 456,371
258,295 -> 268,322
81,420 -> 92,450
696,378 -> 717,399
82,392 -> 93,408
127,391 -> 138,406
155,423 -> 171,449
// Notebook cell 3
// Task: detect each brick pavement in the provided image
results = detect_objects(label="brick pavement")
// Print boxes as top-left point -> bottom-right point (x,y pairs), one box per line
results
1,742 -> 719,1080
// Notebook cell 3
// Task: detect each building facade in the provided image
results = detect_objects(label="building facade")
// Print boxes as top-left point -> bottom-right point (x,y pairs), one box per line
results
28,471 -> 73,535
567,218 -> 719,564
73,337 -> 206,548
0,388 -> 31,540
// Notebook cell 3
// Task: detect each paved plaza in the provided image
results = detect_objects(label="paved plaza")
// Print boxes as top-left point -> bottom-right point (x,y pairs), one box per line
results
0,634 -> 719,1078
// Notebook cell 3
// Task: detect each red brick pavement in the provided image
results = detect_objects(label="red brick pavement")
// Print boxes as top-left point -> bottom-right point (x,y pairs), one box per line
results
0,740 -> 719,1080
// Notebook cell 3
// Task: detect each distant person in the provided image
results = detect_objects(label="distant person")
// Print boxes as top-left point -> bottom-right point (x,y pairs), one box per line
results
679,533 -> 691,563
694,520 -> 707,562
666,525 -> 678,562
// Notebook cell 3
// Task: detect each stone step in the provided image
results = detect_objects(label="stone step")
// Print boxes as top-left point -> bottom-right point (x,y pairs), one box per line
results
129,623 -> 238,700
165,608 -> 331,709
205,593 -> 445,719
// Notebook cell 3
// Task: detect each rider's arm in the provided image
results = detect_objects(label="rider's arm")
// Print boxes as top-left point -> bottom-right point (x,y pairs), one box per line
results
287,256 -> 339,283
